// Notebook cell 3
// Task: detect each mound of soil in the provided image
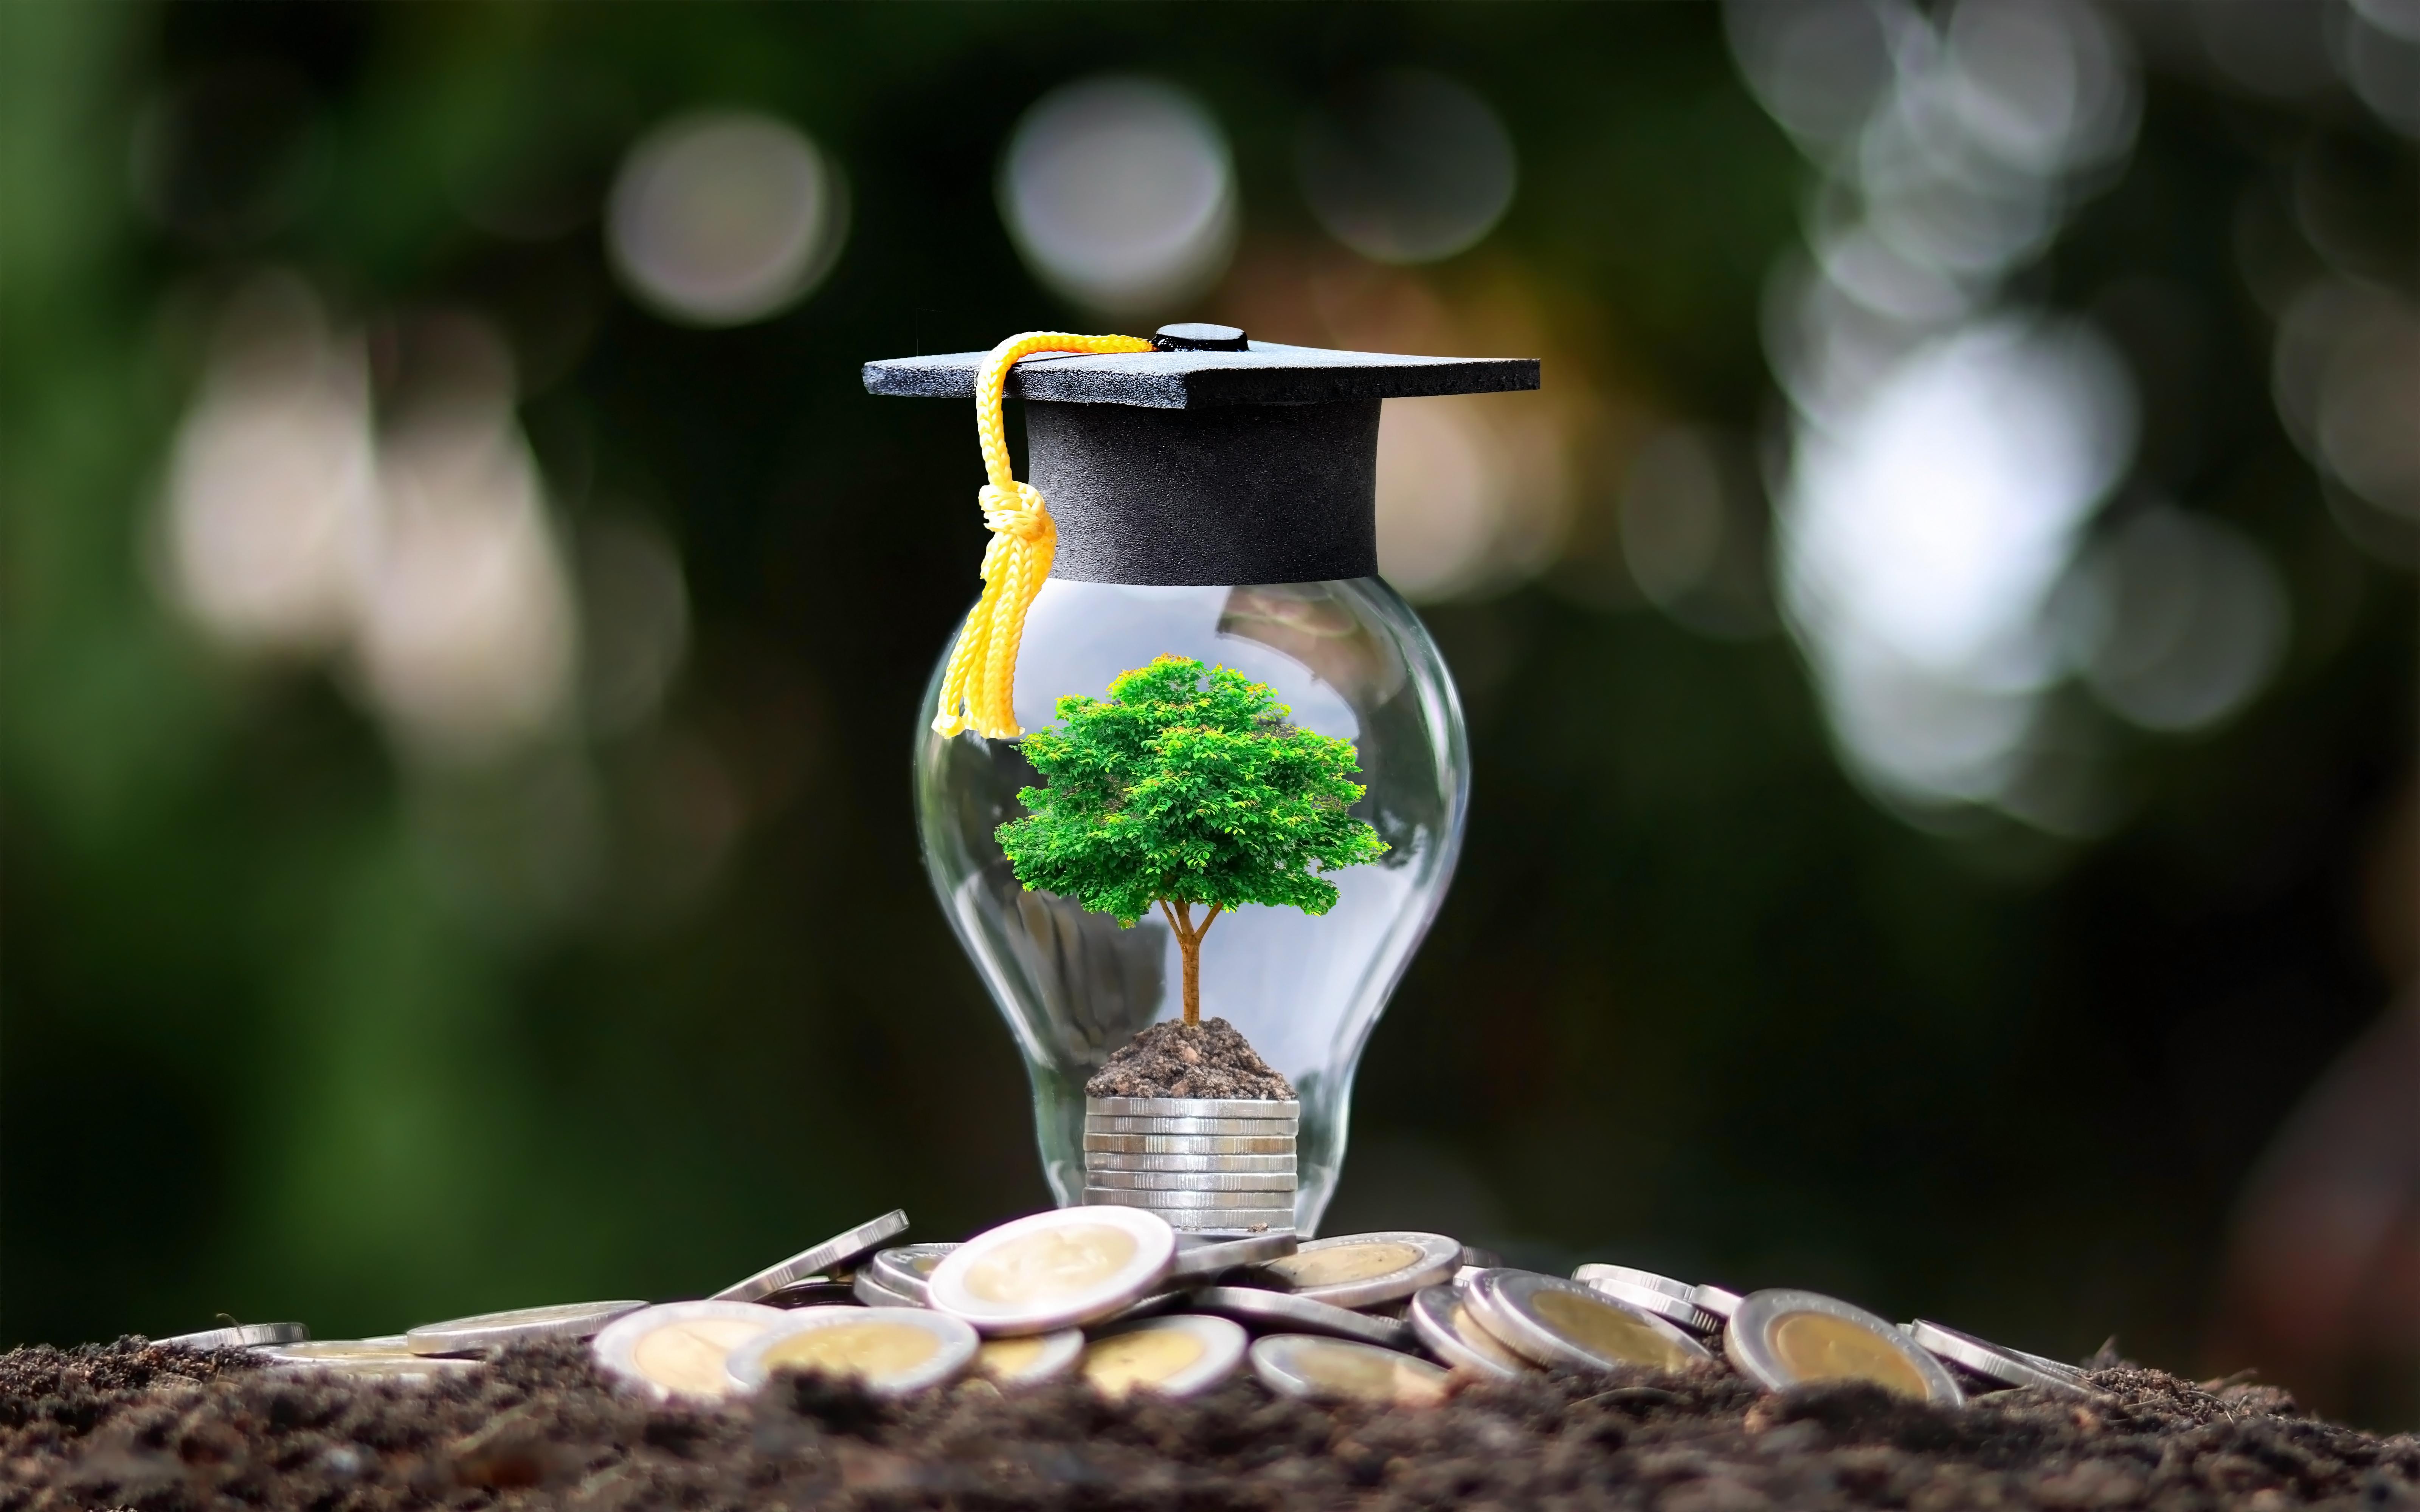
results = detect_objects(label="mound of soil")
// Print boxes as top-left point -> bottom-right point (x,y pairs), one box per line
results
1087,1018 -> 1296,1101
6,1337 -> 2414,1511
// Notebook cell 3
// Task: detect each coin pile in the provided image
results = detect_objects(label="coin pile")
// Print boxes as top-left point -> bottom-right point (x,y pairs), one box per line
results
148,1202 -> 2100,1413
1082,1096 -> 1297,1233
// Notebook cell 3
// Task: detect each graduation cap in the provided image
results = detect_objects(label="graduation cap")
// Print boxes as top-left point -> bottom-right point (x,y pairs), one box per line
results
865,324 -> 1540,737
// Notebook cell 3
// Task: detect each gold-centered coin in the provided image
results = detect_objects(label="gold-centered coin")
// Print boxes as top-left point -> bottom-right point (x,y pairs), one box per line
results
1464,1270 -> 1714,1374
1253,1232 -> 1461,1309
973,1328 -> 1085,1385
590,1301 -> 789,1402
1722,1289 -> 1963,1407
1250,1334 -> 1449,1407
724,1306 -> 978,1397
928,1207 -> 1176,1335
1078,1315 -> 1247,1399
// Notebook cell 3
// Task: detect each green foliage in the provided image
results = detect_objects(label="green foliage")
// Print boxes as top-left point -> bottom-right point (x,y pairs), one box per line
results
998,657 -> 1387,926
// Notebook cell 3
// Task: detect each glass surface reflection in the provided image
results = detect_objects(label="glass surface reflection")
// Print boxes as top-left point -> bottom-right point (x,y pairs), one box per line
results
914,576 -> 1468,1233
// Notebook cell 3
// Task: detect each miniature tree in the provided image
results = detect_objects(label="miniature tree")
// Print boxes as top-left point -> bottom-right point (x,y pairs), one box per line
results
999,655 -> 1388,1029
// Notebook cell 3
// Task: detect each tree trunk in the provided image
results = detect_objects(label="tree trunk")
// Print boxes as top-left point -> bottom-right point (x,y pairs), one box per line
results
1162,900 -> 1223,1030
1179,927 -> 1201,1029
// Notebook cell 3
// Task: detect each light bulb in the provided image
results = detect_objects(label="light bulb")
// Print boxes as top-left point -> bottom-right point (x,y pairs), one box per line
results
914,575 -> 1468,1234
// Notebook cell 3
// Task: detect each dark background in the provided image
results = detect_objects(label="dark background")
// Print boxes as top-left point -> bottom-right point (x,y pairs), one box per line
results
4,1 -> 2411,1428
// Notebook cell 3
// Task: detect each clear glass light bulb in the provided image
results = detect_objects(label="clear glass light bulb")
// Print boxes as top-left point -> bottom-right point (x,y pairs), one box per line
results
914,574 -> 1468,1234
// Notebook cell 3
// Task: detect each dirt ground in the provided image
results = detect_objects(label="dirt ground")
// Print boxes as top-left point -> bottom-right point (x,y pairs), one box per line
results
5,1336 -> 2415,1511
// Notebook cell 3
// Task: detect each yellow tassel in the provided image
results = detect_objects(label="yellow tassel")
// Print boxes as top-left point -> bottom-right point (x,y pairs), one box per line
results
932,331 -> 1157,738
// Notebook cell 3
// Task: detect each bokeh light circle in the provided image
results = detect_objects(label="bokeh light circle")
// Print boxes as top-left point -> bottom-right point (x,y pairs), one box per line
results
607,111 -> 847,327
998,76 -> 1236,314
1297,69 -> 1517,265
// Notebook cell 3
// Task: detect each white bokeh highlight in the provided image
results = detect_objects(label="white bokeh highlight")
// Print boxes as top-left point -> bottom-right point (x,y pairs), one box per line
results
608,111 -> 848,327
998,76 -> 1236,314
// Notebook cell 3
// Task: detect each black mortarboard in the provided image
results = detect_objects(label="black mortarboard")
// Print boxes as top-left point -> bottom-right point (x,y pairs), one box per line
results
864,324 -> 1539,586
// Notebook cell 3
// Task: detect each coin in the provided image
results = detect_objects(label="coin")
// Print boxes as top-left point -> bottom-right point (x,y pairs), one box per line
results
1692,1284 -> 1745,1320
1085,1190 -> 1294,1211
760,1278 -> 862,1308
927,1206 -> 1176,1335
1903,1319 -> 2087,1395
1078,1315 -> 1247,1399
155,1322 -> 309,1350
1187,1286 -> 1415,1350
866,1244 -> 959,1306
710,1210 -> 911,1304
973,1328 -> 1085,1385
405,1300 -> 647,1356
1118,1205 -> 1299,1232
1406,1283 -> 1533,1379
590,1301 -> 790,1402
1460,1246 -> 1503,1270
1255,1232 -> 1462,1309
1167,1230 -> 1300,1278
1723,1290 -> 1963,1406
259,1339 -> 484,1381
724,1306 -> 979,1397
1084,1134 -> 1296,1157
854,1272 -> 923,1308
1088,1116 -> 1298,1137
1088,1097 -> 1299,1119
1250,1334 -> 1449,1407
1466,1270 -> 1714,1374
1085,1152 -> 1296,1173
1571,1269 -> 1722,1334
1572,1263 -> 1694,1301
1085,1169 -> 1298,1193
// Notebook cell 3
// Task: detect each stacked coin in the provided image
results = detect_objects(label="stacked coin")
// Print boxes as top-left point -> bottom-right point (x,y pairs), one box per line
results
1082,1096 -> 1297,1232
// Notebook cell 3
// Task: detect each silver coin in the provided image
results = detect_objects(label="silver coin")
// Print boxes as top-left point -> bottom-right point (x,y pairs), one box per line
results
1107,1289 -> 1187,1323
1167,1230 -> 1300,1278
1573,1274 -> 1722,1334
1460,1246 -> 1503,1270
259,1337 -> 482,1384
260,1340 -> 482,1381
866,1243 -> 959,1306
591,1301 -> 790,1401
724,1306 -> 979,1397
1188,1287 -> 1415,1350
1255,1232 -> 1462,1309
1088,1115 -> 1298,1137
1723,1290 -> 1963,1407
156,1322 -> 309,1350
1087,1097 -> 1299,1119
928,1206 -> 1176,1335
1572,1263 -> 1694,1301
1406,1283 -> 1533,1379
1692,1284 -> 1745,1320
1085,1170 -> 1297,1193
1250,1333 -> 1450,1407
854,1272 -> 923,1309
1466,1270 -> 1714,1373
405,1300 -> 647,1356
1150,1209 -> 1299,1232
1086,1185 -> 1296,1207
1084,1152 -> 1297,1174
710,1210 -> 911,1304
1078,1314 -> 1247,1399
1084,1134 -> 1296,1156
1903,1320 -> 2087,1395
760,1278 -> 863,1308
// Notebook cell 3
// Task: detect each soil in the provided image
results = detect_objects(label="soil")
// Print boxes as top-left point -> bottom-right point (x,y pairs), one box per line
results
1087,1018 -> 1296,1101
6,1337 -> 2414,1511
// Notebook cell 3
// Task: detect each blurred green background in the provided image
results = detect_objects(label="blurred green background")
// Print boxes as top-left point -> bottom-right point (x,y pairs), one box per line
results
4,0 -> 2412,1428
